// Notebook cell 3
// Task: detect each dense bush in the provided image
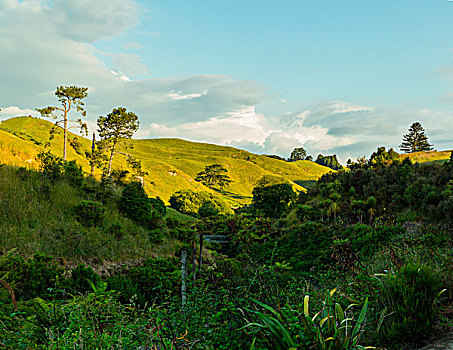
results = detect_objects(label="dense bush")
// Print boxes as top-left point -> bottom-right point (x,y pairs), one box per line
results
149,196 -> 166,216
169,189 -> 233,216
36,151 -> 83,186
198,200 -> 220,217
378,263 -> 443,347
251,175 -> 297,218
0,252 -> 63,301
108,257 -> 180,306
70,264 -> 101,294
74,200 -> 105,226
118,181 -> 161,228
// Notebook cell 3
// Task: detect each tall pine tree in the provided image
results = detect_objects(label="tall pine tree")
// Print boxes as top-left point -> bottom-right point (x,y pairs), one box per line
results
399,122 -> 433,153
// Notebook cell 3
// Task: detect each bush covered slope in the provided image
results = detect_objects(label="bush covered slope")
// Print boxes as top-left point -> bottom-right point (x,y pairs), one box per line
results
0,165 -> 178,261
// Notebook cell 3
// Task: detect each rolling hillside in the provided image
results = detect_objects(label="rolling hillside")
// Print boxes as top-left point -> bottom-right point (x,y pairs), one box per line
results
0,116 -> 333,205
399,149 -> 452,164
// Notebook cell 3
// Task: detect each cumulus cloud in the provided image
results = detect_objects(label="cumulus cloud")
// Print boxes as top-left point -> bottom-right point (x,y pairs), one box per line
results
0,106 -> 39,118
0,0 -> 450,164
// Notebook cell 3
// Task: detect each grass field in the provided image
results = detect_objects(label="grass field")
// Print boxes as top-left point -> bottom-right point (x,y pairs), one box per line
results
399,150 -> 452,164
0,116 -> 333,205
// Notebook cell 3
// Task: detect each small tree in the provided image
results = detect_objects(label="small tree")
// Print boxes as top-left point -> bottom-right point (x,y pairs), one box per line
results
288,147 -> 307,161
36,86 -> 88,160
118,181 -> 157,228
399,122 -> 433,153
97,107 -> 139,177
251,175 -> 297,218
195,164 -> 232,190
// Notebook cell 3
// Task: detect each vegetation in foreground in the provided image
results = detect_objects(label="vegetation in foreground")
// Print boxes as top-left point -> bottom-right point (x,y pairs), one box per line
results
0,146 -> 452,349
0,94 -> 452,349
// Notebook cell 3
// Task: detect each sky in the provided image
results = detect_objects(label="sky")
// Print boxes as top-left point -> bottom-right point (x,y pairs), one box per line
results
0,0 -> 452,162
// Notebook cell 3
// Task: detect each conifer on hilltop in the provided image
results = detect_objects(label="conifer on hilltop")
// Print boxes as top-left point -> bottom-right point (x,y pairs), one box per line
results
399,122 -> 433,153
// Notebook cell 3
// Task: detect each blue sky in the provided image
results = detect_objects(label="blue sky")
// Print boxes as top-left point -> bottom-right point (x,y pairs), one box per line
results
0,0 -> 452,161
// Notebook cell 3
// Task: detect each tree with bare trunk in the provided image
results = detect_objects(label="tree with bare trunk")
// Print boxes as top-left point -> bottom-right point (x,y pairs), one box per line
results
97,107 -> 139,177
36,86 -> 88,160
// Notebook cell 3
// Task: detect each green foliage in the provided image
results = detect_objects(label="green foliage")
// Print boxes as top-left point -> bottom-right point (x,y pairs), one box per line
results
169,189 -> 233,216
368,146 -> 399,168
70,264 -> 101,294
245,289 -> 371,349
74,200 -> 105,227
295,204 -> 321,222
315,160 -> 453,224
198,200 -> 220,217
251,176 -> 296,218
315,154 -> 342,170
108,257 -> 180,306
149,196 -> 166,216
36,85 -> 88,160
69,136 -> 83,155
165,217 -> 194,241
118,181 -> 161,229
97,106 -> 140,176
0,165 -> 172,261
400,121 -> 433,153
85,147 -> 108,173
37,150 -> 83,186
0,253 -> 63,301
378,263 -> 443,347
288,147 -> 309,161
195,164 -> 233,189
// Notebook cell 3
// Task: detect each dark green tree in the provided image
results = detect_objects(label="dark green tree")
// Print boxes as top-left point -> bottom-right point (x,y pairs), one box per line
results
195,164 -> 232,190
288,147 -> 307,161
251,175 -> 297,218
97,107 -> 139,177
315,154 -> 342,170
399,122 -> 433,153
118,181 -> 158,228
369,147 -> 399,168
36,86 -> 88,160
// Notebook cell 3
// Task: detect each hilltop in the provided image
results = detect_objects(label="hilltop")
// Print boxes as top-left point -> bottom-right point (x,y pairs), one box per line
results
399,149 -> 452,164
0,116 -> 332,205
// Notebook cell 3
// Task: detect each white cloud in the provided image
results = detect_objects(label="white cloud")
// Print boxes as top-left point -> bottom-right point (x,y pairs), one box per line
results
113,53 -> 150,77
0,106 -> 39,118
329,100 -> 375,114
167,90 -> 207,100
0,0 -> 450,164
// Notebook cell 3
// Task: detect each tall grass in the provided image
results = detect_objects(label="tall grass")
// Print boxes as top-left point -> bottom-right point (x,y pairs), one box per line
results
0,165 -> 180,262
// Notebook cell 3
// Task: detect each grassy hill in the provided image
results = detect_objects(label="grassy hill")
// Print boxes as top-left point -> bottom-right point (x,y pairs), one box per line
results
0,116 -> 333,205
399,149 -> 452,164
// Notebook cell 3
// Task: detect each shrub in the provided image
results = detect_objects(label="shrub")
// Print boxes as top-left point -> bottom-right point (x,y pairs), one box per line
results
107,257 -> 180,306
378,263 -> 443,347
70,265 -> 101,294
74,200 -> 105,227
118,182 -> 159,228
37,151 -> 83,186
149,196 -> 166,216
169,189 -> 233,216
251,176 -> 296,218
0,253 -> 63,300
198,200 -> 220,218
